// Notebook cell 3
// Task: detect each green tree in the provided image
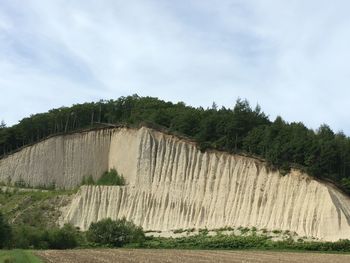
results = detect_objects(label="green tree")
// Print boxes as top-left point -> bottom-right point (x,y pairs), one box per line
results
87,218 -> 145,247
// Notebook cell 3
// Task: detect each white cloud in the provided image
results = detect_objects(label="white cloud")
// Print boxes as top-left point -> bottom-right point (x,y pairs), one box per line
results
0,0 -> 350,134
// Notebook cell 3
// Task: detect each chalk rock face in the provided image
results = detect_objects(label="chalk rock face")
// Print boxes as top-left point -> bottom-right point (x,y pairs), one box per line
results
1,127 -> 350,241
0,130 -> 112,188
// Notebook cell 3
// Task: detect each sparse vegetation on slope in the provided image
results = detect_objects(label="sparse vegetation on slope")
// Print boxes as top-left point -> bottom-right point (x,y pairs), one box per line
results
0,188 -> 74,228
81,169 -> 125,186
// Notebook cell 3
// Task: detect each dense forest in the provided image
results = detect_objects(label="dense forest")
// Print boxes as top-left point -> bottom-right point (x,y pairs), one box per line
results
1,94 -> 350,193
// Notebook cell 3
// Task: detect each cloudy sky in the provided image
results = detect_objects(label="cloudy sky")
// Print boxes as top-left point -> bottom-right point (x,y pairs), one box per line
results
1,0 -> 350,133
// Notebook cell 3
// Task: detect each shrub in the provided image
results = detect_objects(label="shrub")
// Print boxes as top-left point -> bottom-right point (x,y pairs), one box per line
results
87,217 -> 145,247
96,169 -> 125,186
0,212 -> 12,248
81,175 -> 95,185
48,224 -> 79,249
10,224 -> 79,249
11,225 -> 49,249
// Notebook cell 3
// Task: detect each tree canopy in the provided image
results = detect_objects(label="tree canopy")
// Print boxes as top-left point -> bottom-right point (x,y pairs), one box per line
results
1,95 -> 350,193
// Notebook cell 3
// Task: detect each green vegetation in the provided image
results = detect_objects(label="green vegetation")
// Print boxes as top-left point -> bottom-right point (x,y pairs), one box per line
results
96,169 -> 125,186
1,95 -> 350,193
0,188 -> 75,228
81,169 -> 125,186
3,201 -> 350,253
0,212 -> 12,249
0,250 -> 43,263
141,233 -> 350,252
87,217 -> 145,247
9,224 -> 80,249
0,189 -> 81,249
81,175 -> 95,185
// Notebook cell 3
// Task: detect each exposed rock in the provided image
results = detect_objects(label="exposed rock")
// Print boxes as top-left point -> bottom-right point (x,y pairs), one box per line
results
2,127 -> 350,240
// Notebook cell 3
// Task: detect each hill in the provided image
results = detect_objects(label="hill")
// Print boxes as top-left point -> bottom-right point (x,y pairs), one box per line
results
1,95 -> 350,194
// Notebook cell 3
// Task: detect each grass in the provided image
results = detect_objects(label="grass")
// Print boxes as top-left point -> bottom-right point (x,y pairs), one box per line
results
0,250 -> 43,263
0,188 -> 75,228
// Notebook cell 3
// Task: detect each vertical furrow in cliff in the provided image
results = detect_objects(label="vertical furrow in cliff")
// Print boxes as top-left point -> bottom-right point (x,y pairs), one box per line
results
257,169 -> 274,228
245,161 -> 260,226
156,135 -> 167,183
224,156 -> 236,226
181,142 -> 189,182
166,139 -> 176,183
270,176 -> 284,229
310,188 -> 322,236
197,153 -> 210,227
149,132 -> 158,184
191,150 -> 204,227
173,142 -> 182,184
142,193 -> 153,230
242,159 -> 258,226
233,159 -> 251,225
150,193 -> 159,229
189,145 -> 198,181
287,175 -> 299,231
270,175 -> 284,230
291,181 -> 308,236
227,157 -> 242,225
307,186 -> 319,237
225,156 -> 239,225
249,163 -> 264,227
207,154 -> 223,227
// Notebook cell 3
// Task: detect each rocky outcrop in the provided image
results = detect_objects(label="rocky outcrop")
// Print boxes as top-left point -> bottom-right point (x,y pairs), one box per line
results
2,127 -> 350,241
0,130 -> 112,188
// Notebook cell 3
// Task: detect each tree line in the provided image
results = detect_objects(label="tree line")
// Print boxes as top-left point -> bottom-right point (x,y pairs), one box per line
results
1,94 -> 350,193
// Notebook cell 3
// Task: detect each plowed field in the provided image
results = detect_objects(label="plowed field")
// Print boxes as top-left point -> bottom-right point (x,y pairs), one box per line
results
36,249 -> 350,263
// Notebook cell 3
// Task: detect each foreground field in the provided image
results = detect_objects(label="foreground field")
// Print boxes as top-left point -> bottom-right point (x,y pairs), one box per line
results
0,250 -> 43,263
35,249 -> 350,263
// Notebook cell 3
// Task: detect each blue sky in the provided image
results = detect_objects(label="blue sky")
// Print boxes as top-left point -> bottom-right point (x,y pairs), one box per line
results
1,0 -> 350,134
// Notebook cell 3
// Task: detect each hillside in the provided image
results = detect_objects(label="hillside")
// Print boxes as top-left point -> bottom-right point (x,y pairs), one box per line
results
1,126 -> 350,241
1,95 -> 350,194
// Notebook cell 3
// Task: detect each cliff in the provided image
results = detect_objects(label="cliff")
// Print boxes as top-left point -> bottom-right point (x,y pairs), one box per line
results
0,129 -> 112,188
1,127 -> 350,241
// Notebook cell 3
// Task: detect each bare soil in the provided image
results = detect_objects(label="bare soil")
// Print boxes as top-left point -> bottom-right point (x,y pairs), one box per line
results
35,249 -> 350,263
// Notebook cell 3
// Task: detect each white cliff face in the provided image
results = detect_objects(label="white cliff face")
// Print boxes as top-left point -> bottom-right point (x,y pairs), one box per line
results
0,130 -> 112,188
1,127 -> 350,241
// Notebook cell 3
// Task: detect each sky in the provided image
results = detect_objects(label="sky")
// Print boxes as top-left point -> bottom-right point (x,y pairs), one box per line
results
1,0 -> 350,134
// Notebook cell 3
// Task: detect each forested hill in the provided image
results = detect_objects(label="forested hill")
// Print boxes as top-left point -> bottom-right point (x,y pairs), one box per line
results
1,95 -> 350,193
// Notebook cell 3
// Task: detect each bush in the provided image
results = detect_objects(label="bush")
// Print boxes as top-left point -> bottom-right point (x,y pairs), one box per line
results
96,169 -> 125,186
48,224 -> 79,249
10,224 -> 79,249
81,175 -> 95,185
0,212 -> 12,248
87,217 -> 145,247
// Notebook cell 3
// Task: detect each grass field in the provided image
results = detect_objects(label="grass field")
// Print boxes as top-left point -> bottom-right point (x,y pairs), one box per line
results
0,250 -> 43,263
35,249 -> 350,263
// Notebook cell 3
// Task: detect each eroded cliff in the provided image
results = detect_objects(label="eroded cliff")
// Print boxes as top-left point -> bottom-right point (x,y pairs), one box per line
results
1,127 -> 350,241
0,129 -> 112,188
